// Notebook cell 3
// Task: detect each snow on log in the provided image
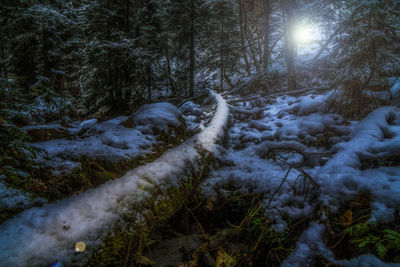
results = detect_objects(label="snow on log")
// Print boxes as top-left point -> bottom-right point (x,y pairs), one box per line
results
0,91 -> 229,266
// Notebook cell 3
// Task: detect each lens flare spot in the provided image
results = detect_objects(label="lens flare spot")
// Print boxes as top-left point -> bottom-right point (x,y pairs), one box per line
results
75,241 -> 86,253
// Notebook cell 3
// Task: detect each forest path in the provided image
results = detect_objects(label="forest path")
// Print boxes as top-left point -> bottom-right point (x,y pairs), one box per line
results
0,91 -> 229,266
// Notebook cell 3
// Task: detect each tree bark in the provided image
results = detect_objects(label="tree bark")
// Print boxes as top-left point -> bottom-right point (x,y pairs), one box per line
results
263,0 -> 271,71
238,0 -> 251,75
0,35 -> 7,80
283,0 -> 296,91
147,62 -> 152,100
242,2 -> 259,71
165,39 -> 175,97
220,21 -> 224,91
189,0 -> 195,97
126,0 -> 130,32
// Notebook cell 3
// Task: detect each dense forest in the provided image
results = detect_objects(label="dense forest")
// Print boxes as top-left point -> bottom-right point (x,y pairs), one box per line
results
1,0 -> 400,266
1,0 -> 399,113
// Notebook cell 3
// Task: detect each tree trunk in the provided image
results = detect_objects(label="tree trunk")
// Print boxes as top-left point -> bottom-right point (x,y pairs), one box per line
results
184,50 -> 188,96
238,0 -> 251,76
224,73 -> 233,88
147,62 -> 152,100
165,39 -> 175,97
0,35 -> 7,80
40,23 -> 50,77
263,0 -> 271,71
242,3 -> 259,71
283,0 -> 296,91
189,0 -> 195,97
126,0 -> 130,32
220,22 -> 224,91
255,22 -> 263,66
124,69 -> 131,101
116,53 -> 122,105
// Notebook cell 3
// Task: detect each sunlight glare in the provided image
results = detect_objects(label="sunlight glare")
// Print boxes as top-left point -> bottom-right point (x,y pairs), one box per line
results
293,24 -> 319,44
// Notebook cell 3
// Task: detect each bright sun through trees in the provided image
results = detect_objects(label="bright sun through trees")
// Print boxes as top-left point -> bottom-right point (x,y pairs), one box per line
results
293,23 -> 320,44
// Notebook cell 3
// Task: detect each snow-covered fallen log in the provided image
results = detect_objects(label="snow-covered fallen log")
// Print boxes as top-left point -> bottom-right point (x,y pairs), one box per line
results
0,91 -> 229,266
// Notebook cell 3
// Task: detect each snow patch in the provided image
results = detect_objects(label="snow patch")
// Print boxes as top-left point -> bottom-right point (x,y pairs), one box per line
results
282,222 -> 334,267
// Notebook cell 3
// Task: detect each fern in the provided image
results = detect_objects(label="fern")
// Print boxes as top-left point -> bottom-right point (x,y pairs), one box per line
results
344,222 -> 370,236
347,227 -> 400,260
376,243 -> 387,259
384,229 -> 400,250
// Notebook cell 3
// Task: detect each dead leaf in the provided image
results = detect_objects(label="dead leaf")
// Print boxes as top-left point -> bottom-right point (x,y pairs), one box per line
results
206,197 -> 214,211
340,209 -> 353,227
135,254 -> 155,265
216,247 -> 236,267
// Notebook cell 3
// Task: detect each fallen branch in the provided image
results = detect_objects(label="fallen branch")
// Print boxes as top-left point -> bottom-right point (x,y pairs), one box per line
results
178,93 -> 209,107
252,165 -> 293,252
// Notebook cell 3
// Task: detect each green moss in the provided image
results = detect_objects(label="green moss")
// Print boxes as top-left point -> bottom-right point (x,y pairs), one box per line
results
87,216 -> 155,266
87,154 -> 214,266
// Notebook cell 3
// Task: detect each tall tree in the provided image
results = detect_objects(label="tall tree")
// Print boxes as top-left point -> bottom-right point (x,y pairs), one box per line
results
283,0 -> 296,90
263,0 -> 271,71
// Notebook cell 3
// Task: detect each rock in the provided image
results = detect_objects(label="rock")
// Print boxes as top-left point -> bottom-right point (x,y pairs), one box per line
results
120,102 -> 185,136
179,101 -> 204,117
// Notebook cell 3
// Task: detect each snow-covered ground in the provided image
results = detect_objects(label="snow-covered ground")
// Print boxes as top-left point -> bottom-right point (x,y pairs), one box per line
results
0,179 -> 46,210
2,87 -> 399,265
203,90 -> 400,265
1,102 -> 200,213
23,102 -> 191,176
0,91 -> 229,266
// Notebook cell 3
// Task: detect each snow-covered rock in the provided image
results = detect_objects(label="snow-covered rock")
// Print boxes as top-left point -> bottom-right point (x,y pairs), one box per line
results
179,101 -> 204,117
179,101 -> 208,135
33,116 -> 157,175
121,102 -> 184,135
390,79 -> 400,98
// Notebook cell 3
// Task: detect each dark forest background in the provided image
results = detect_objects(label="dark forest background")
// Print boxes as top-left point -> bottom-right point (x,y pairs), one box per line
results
1,0 -> 398,118
0,0 -> 399,172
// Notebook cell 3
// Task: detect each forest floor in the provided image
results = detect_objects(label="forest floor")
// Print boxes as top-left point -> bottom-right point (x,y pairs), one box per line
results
1,88 -> 400,266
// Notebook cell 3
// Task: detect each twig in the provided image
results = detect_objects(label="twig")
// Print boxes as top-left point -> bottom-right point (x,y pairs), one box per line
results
252,165 -> 293,252
184,202 -> 207,238
329,232 -> 346,249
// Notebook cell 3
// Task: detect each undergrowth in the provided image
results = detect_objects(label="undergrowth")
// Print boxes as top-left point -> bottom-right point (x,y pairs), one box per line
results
87,173 -> 400,266
323,192 -> 400,263
87,161 -> 320,267
87,154 -> 214,266
0,125 -> 187,225
325,80 -> 383,121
